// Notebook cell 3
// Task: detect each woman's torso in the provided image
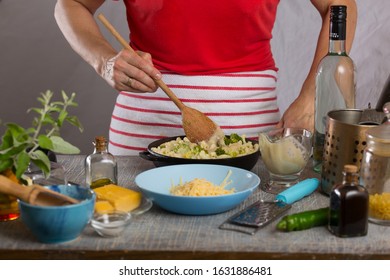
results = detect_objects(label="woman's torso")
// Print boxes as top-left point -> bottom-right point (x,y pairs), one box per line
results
109,1 -> 281,155
122,0 -> 280,74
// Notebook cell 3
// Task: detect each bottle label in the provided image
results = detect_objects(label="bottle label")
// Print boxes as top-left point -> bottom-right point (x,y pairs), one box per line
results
330,22 -> 346,41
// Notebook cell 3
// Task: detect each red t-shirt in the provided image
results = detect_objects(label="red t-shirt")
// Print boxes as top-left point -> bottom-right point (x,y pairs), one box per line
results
122,0 -> 279,75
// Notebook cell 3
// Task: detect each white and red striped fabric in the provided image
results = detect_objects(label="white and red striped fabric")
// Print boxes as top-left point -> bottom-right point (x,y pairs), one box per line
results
108,70 -> 280,155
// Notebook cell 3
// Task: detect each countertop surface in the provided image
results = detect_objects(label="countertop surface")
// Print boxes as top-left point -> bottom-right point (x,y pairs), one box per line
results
1,155 -> 390,260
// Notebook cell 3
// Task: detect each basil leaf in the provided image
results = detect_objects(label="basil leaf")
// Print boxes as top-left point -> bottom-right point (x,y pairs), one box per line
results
15,151 -> 31,178
0,143 -> 29,160
50,136 -> 80,154
0,159 -> 13,173
66,116 -> 84,132
38,135 -> 54,150
0,129 -> 13,150
57,111 -> 68,127
30,150 -> 50,178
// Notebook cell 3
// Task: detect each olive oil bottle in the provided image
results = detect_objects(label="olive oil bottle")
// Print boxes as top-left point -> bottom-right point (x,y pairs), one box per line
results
85,136 -> 118,189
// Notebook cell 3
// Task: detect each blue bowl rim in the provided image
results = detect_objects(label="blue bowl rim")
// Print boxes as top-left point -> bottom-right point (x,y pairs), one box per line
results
18,184 -> 96,209
135,164 -> 261,199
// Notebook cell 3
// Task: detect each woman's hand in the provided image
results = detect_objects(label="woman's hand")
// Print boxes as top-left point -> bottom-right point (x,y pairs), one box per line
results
102,49 -> 162,93
277,82 -> 315,132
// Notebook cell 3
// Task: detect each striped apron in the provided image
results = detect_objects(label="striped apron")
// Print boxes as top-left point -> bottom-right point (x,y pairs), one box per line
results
109,70 -> 280,155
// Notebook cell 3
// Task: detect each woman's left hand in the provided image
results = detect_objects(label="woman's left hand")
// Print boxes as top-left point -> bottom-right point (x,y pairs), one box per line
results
276,84 -> 315,132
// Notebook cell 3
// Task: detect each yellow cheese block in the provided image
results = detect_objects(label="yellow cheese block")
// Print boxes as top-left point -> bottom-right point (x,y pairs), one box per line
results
95,200 -> 115,214
94,184 -> 142,212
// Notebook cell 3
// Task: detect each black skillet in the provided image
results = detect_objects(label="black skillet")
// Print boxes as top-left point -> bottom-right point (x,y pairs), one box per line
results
139,135 -> 259,171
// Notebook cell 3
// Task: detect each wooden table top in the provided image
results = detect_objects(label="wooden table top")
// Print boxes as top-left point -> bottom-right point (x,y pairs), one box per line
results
1,155 -> 390,260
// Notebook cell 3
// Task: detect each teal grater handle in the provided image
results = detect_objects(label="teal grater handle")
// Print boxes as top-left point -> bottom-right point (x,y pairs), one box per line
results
275,178 -> 319,205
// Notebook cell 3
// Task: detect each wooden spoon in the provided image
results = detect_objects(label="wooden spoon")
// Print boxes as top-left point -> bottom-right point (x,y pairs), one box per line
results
0,175 -> 79,206
97,13 -> 220,143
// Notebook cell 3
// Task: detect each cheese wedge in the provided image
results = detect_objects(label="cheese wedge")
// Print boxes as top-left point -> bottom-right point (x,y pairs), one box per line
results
95,200 -> 115,214
94,184 -> 142,212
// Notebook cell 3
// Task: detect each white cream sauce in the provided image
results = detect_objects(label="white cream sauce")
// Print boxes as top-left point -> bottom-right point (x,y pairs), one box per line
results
259,133 -> 308,175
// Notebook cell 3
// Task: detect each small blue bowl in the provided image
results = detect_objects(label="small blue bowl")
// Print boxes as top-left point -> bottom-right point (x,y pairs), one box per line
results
19,185 -> 95,243
135,164 -> 260,215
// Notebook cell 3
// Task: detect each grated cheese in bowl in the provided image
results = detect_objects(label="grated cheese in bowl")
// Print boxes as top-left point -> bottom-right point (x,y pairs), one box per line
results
170,170 -> 234,196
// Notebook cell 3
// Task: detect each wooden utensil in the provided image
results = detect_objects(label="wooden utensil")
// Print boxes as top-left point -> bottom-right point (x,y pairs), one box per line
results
97,13 -> 220,143
0,175 -> 79,206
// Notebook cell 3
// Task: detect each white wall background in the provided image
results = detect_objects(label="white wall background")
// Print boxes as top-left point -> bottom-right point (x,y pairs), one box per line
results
1,0 -> 389,154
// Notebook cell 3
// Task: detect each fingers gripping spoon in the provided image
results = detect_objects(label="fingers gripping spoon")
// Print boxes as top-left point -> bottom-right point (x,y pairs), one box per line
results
97,13 -> 222,143
219,178 -> 320,235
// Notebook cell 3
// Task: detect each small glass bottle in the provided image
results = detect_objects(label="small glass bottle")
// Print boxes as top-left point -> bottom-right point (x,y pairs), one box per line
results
85,136 -> 118,189
313,5 -> 356,173
328,164 -> 368,237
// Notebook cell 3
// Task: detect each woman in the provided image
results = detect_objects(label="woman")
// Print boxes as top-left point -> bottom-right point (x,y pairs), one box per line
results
54,0 -> 357,155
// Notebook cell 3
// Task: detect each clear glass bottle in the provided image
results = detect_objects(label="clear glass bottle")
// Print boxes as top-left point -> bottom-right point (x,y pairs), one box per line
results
360,102 -> 390,225
328,164 -> 368,237
85,136 -> 118,189
313,5 -> 356,173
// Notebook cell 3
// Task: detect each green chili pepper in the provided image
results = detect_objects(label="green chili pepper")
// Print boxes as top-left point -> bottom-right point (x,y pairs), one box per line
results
276,207 -> 329,232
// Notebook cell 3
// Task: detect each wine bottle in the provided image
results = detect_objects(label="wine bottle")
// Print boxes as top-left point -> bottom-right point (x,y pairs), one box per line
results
313,5 -> 356,173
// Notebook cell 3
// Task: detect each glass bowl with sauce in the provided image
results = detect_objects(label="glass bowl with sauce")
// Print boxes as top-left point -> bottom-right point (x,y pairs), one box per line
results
259,128 -> 312,194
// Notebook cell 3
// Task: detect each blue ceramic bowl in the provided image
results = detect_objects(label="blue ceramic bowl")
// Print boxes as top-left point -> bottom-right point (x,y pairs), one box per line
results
19,185 -> 95,243
135,164 -> 260,215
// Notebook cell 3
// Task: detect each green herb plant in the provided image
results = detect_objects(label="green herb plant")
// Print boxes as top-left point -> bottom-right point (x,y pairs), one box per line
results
0,90 -> 83,180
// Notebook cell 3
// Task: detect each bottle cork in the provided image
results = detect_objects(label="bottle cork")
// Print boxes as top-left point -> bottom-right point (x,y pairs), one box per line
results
95,136 -> 106,143
343,164 -> 358,173
94,136 -> 107,152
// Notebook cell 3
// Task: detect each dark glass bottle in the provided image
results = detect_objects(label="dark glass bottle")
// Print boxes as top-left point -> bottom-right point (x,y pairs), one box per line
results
85,136 -> 118,189
313,5 -> 356,173
328,164 -> 368,237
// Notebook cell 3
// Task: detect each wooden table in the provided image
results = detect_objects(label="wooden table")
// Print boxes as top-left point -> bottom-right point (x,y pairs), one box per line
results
1,155 -> 390,260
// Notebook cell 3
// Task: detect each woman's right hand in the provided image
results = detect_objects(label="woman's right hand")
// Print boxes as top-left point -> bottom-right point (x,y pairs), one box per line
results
102,49 -> 162,93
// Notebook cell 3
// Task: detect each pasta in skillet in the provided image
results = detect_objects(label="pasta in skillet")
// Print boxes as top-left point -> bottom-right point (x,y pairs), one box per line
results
151,134 -> 258,159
